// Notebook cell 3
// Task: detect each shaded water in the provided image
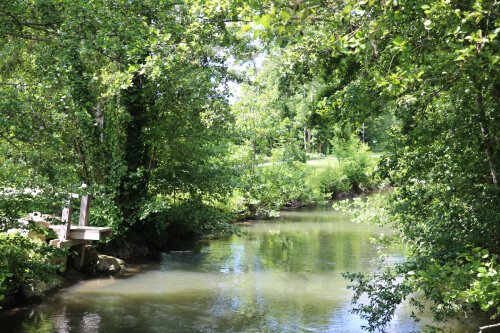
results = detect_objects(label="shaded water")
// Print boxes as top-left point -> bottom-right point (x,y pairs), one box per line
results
1,206 -> 481,332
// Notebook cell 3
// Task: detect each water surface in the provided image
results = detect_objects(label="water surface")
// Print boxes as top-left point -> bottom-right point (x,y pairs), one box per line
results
1,206 -> 481,332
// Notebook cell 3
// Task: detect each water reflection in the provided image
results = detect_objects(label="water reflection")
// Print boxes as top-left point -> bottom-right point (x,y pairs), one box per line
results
0,206 -> 481,332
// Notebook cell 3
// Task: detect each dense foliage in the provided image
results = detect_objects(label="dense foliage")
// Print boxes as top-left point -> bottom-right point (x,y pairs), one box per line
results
0,0 -> 498,330
0,232 -> 65,307
238,0 -> 499,330
0,0 -> 250,304
229,50 -> 384,218
0,0 -> 375,304
0,0 -> 248,238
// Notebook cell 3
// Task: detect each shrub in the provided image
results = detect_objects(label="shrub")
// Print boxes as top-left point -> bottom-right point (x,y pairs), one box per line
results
309,165 -> 351,196
0,233 -> 65,306
333,136 -> 376,191
139,195 -> 240,240
243,161 -> 321,218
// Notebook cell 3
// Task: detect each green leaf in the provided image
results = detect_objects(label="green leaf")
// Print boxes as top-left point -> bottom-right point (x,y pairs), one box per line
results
480,303 -> 490,311
392,36 -> 406,46
260,14 -> 272,28
279,10 -> 291,22
242,24 -> 252,32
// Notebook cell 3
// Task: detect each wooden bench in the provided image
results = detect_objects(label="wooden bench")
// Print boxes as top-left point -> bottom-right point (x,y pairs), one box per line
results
48,195 -> 112,269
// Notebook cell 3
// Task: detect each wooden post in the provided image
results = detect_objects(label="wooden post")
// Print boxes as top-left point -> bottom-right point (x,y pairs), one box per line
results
79,194 -> 92,226
75,194 -> 92,270
60,206 -> 72,241
73,244 -> 86,270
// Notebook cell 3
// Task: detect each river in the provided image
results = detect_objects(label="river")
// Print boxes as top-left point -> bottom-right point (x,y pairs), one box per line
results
1,205 -> 481,332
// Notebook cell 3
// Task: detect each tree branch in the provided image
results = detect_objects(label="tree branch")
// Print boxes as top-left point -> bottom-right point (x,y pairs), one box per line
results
0,131 -> 28,162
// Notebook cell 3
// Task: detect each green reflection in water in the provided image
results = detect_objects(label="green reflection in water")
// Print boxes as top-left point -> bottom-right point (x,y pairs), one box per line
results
0,206 -> 478,332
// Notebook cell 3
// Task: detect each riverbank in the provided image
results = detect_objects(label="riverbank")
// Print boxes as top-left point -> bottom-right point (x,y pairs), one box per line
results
0,251 -> 128,309
93,184 -> 390,264
0,147 -> 385,312
236,149 -> 384,219
0,205 -> 489,333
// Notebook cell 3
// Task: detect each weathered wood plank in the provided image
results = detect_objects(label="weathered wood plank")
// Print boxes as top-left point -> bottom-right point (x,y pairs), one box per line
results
69,226 -> 112,241
79,194 -> 92,226
60,206 -> 72,240
50,225 -> 112,241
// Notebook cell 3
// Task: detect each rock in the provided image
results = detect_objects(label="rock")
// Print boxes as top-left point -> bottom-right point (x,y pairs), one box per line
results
21,276 -> 64,300
95,255 -> 125,275
83,245 -> 99,267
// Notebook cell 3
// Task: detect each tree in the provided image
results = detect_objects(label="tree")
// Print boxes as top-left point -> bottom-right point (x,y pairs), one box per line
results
0,0 -> 247,241
240,0 -> 500,329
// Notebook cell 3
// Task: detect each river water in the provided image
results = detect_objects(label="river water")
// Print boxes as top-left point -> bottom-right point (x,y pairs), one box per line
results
2,206 -> 481,332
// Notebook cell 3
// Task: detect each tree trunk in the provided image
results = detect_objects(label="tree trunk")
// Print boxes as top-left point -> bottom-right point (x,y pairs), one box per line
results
362,123 -> 365,143
304,128 -> 311,153
119,74 -> 151,220
476,90 -> 498,187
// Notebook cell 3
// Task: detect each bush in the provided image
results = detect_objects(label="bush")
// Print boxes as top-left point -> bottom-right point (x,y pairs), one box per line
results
309,165 -> 351,196
139,195 -> 240,240
237,138 -> 381,218
242,161 -> 321,218
0,233 -> 65,306
163,199 -> 240,237
340,159 -> 371,190
333,136 -> 376,191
